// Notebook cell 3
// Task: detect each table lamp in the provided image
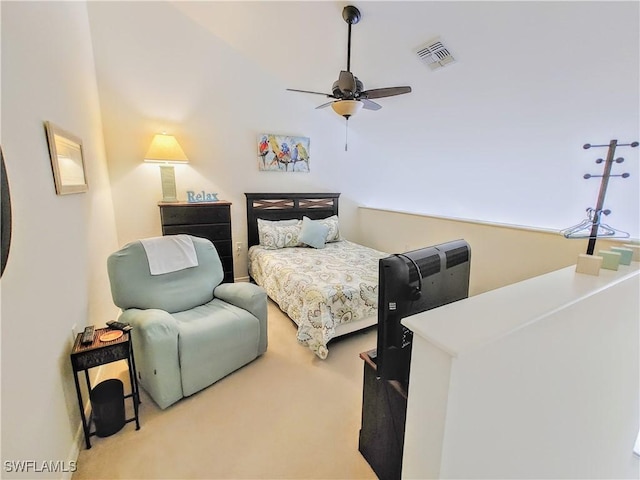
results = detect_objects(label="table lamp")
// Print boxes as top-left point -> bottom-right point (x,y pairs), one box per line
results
144,133 -> 188,202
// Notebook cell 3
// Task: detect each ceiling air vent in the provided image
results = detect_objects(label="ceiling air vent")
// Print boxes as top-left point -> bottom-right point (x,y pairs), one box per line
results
416,37 -> 456,71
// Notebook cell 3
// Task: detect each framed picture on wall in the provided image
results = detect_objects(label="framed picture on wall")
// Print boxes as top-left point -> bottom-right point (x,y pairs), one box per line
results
44,121 -> 88,195
257,133 -> 310,172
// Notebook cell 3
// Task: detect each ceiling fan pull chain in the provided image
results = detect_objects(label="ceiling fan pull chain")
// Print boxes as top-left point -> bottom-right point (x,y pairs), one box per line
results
345,118 -> 349,151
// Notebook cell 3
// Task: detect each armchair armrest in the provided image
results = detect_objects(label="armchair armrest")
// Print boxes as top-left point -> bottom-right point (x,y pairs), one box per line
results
214,283 -> 268,354
118,308 -> 183,409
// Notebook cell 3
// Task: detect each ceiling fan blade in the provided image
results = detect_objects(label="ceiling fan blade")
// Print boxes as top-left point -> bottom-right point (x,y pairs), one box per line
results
338,70 -> 357,96
361,86 -> 412,100
315,101 -> 335,109
361,98 -> 382,111
287,88 -> 335,98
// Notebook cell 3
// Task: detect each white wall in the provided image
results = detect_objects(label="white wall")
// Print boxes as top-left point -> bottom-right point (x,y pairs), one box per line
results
346,1 -> 639,236
1,2 -> 119,476
87,1 -> 639,264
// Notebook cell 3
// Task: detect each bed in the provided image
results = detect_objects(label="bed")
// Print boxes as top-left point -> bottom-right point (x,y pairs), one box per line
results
245,193 -> 389,359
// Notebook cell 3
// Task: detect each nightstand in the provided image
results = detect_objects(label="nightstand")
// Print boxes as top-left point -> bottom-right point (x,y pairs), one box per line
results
70,328 -> 140,449
158,201 -> 234,282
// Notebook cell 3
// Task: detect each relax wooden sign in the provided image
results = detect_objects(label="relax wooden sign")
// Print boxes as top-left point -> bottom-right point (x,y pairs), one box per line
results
187,191 -> 218,203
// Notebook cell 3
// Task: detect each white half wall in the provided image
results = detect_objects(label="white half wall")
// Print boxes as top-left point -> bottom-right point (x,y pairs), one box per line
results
356,206 -> 633,295
438,270 -> 640,478
403,265 -> 640,479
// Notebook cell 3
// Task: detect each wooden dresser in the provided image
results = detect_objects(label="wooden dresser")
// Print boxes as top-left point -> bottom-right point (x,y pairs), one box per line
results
158,201 -> 234,283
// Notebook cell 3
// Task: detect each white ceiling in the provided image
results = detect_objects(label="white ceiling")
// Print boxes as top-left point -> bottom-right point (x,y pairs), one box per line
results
169,1 -> 463,106
167,1 -> 639,123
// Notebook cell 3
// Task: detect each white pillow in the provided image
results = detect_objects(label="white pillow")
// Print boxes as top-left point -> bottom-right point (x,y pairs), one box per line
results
257,218 -> 301,249
259,218 -> 300,226
317,215 -> 341,242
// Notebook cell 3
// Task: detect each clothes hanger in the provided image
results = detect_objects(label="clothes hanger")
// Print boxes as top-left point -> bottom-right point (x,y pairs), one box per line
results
562,222 -> 619,239
562,208 -> 628,239
561,208 -> 605,237
597,221 -> 629,239
560,208 -> 596,237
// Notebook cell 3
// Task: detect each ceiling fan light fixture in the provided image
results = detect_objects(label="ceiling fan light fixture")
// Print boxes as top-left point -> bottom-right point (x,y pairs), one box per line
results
285,3 -> 412,151
331,100 -> 363,118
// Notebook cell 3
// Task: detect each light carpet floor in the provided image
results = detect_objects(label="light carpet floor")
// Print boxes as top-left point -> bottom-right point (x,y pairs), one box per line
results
72,300 -> 378,479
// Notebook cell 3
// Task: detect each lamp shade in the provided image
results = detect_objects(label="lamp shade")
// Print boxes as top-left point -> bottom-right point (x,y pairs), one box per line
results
331,100 -> 364,118
144,133 -> 188,163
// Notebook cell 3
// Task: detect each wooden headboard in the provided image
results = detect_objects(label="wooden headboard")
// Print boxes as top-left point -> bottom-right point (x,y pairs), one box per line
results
245,193 -> 340,248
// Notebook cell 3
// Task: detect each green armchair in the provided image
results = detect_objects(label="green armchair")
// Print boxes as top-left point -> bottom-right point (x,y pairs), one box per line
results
107,235 -> 267,409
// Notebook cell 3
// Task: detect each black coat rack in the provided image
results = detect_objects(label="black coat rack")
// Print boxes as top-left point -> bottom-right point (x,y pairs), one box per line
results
561,139 -> 638,255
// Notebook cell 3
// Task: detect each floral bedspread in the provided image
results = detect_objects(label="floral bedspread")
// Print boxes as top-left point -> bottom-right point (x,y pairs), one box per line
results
248,241 -> 389,359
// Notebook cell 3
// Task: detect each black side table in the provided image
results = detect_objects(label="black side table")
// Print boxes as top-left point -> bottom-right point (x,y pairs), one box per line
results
70,328 -> 140,449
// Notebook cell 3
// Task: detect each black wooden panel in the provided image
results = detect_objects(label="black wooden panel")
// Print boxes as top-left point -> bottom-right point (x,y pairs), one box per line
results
158,202 -> 235,283
160,204 -> 230,226
211,240 -> 232,258
162,224 -> 231,242
358,350 -> 408,480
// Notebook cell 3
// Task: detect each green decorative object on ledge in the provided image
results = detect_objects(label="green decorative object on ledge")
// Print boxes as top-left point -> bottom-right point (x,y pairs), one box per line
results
599,250 -> 621,270
623,244 -> 640,261
610,246 -> 633,265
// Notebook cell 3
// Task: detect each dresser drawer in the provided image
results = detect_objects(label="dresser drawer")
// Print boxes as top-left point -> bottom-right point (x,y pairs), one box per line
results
160,204 -> 230,226
159,202 -> 235,283
163,224 -> 231,242
220,256 -> 234,278
212,240 -> 232,258
222,269 -> 234,284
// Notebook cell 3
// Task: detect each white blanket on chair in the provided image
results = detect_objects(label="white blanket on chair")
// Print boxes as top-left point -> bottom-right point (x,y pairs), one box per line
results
140,235 -> 198,275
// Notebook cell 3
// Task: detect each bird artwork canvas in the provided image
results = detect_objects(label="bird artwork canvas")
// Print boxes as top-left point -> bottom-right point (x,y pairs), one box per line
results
257,134 -> 310,172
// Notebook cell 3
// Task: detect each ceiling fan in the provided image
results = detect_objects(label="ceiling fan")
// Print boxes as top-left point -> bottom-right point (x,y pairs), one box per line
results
287,5 -> 412,149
